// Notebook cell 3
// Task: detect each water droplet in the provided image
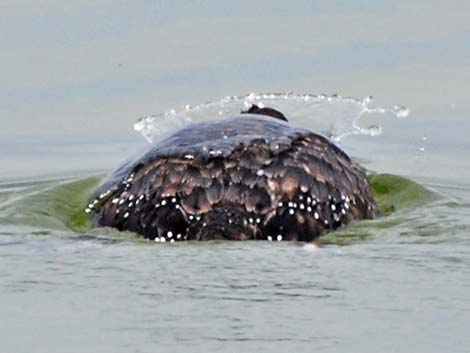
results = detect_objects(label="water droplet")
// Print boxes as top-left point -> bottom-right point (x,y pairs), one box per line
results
393,105 -> 410,118
362,96 -> 373,106
133,91 -> 409,147
367,125 -> 382,136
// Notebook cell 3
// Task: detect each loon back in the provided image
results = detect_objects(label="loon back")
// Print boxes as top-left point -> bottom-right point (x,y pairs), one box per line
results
88,112 -> 377,242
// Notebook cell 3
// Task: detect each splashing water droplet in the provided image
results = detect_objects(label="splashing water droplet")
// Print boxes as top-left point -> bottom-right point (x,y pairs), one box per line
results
414,135 -> 428,159
392,105 -> 410,118
362,96 -> 373,106
134,92 -> 409,144
367,125 -> 382,136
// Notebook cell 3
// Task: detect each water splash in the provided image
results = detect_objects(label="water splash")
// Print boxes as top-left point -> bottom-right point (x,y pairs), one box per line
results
415,135 -> 428,160
134,92 -> 409,144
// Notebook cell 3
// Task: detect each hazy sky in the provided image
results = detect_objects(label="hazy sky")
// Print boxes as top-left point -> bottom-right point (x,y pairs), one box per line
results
1,0 -> 469,137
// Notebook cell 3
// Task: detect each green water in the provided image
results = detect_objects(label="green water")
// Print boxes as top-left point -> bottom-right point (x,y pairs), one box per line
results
0,172 -> 436,240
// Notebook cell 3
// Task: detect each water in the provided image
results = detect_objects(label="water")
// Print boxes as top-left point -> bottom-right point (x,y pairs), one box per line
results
134,92 -> 409,143
2,2 -> 470,352
1,96 -> 469,353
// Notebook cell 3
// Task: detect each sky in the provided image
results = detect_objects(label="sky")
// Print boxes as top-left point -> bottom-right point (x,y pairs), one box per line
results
1,0 -> 469,138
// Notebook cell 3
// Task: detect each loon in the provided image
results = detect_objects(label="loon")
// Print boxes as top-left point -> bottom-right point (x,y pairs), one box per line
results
87,106 -> 377,242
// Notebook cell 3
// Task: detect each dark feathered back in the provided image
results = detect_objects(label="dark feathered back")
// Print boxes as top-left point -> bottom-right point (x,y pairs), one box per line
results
88,115 -> 376,242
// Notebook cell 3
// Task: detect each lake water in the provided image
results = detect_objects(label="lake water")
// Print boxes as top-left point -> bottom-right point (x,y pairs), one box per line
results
1,2 -> 470,353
